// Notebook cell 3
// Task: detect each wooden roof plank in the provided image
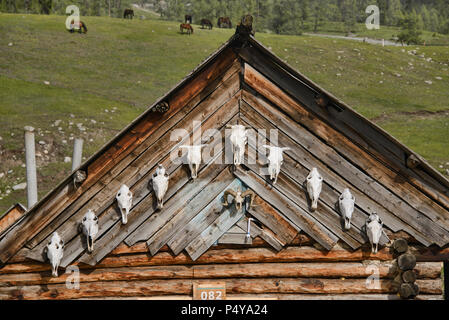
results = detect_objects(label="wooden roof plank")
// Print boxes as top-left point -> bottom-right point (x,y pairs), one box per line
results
241,108 -> 391,246
167,179 -> 244,255
241,110 -> 430,246
27,81 -> 241,265
236,217 -> 284,251
76,95 -> 239,264
240,41 -> 449,209
123,94 -> 241,247
233,167 -> 338,250
62,109 -> 237,266
27,63 -> 242,251
241,95 -> 431,246
246,195 -> 299,245
241,144 -> 363,250
242,81 -> 449,232
185,202 -> 246,261
218,233 -> 252,245
242,66 -> 449,246
77,149 -> 228,266
144,167 -> 236,255
0,44 -> 238,265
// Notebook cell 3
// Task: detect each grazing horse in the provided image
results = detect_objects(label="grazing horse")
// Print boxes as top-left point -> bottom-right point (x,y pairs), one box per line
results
124,9 -> 134,19
217,17 -> 232,28
180,23 -> 194,35
185,14 -> 192,23
200,19 -> 213,30
68,20 -> 87,34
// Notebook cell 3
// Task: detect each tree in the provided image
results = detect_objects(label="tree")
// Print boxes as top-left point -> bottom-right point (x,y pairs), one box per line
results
310,0 -> 327,32
341,0 -> 357,33
397,14 -> 422,45
384,0 -> 403,26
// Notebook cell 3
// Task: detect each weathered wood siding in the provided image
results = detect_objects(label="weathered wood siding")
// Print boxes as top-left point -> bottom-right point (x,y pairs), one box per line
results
0,236 -> 443,300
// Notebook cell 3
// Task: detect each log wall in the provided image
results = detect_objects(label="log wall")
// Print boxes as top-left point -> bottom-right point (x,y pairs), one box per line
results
0,235 -> 444,300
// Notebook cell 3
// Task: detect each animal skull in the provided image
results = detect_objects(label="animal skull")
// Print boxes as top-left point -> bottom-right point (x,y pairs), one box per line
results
116,184 -> 133,224
263,145 -> 291,184
366,213 -> 383,254
81,209 -> 99,253
46,232 -> 64,277
306,167 -> 323,211
179,144 -> 207,179
222,188 -> 255,212
152,164 -> 169,209
228,124 -> 250,166
339,188 -> 355,230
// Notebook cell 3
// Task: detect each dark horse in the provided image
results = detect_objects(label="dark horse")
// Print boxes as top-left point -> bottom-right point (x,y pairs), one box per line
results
124,9 -> 134,19
185,14 -> 192,24
180,23 -> 193,35
200,19 -> 213,30
68,20 -> 87,34
217,17 -> 232,28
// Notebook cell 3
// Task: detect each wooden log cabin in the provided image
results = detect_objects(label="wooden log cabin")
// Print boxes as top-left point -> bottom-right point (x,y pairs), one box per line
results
1,21 -> 449,300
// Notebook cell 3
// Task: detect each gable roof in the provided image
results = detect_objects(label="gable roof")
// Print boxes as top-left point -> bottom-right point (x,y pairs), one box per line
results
1,31 -> 449,267
0,203 -> 27,239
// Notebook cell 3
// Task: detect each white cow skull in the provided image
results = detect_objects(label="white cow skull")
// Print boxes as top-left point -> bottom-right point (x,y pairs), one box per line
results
222,188 -> 255,212
152,164 -> 169,209
179,144 -> 207,179
81,209 -> 99,253
263,145 -> 290,184
366,213 -> 383,254
339,188 -> 355,230
228,124 -> 250,166
46,232 -> 64,277
306,167 -> 323,211
116,184 -> 133,224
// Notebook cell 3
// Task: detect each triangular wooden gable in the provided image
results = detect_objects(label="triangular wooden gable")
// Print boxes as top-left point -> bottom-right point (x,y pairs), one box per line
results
2,33 -> 449,268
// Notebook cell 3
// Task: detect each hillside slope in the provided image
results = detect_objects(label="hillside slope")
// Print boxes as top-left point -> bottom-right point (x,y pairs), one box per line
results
0,13 -> 448,212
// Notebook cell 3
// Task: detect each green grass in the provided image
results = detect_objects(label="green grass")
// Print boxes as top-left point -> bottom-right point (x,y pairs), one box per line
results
310,22 -> 449,45
0,13 -> 448,212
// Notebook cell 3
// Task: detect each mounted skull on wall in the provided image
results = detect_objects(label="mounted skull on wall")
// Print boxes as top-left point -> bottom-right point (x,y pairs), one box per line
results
152,164 -> 169,209
306,167 -> 323,211
179,144 -> 207,179
228,124 -> 250,167
263,145 -> 291,184
46,232 -> 64,277
116,184 -> 133,224
222,188 -> 255,212
80,209 -> 99,253
365,213 -> 384,254
339,188 -> 355,230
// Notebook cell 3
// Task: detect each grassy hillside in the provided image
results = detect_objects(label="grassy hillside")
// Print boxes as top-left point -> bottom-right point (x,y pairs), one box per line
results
0,13 -> 448,212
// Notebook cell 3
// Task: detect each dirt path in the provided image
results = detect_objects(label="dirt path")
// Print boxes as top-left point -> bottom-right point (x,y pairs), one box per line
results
371,109 -> 449,123
303,32 -> 406,47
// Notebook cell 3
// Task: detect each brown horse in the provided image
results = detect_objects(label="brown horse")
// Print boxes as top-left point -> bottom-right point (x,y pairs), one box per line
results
124,9 -> 134,19
180,23 -> 194,34
200,19 -> 213,30
217,17 -> 232,28
185,14 -> 192,23
68,20 -> 88,34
